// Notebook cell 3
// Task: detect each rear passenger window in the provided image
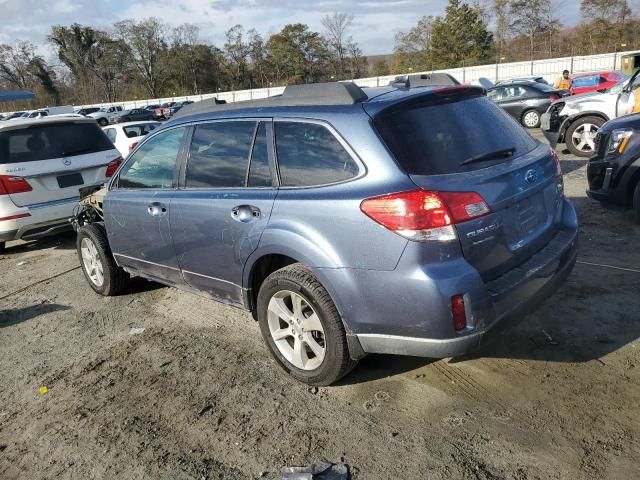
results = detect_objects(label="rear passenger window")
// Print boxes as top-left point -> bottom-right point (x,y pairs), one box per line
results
105,128 -> 117,142
248,123 -> 272,187
118,127 -> 186,189
275,122 -> 359,187
186,121 -> 255,188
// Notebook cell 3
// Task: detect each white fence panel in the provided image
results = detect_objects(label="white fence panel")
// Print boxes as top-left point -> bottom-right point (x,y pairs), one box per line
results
4,49 -> 638,115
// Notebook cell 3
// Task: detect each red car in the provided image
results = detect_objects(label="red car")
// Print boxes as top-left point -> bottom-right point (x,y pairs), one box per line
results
570,71 -> 627,95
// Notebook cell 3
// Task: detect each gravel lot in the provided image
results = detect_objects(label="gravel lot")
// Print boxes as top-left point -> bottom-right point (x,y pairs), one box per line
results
1,131 -> 639,479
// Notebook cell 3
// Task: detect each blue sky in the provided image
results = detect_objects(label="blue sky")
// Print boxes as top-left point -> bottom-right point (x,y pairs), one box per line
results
0,0 -> 582,58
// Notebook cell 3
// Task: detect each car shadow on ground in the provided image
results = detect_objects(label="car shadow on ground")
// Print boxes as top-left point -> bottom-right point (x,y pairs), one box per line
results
337,354 -> 435,385
0,303 -> 70,328
3,231 -> 76,254
124,277 -> 168,295
561,159 -> 588,174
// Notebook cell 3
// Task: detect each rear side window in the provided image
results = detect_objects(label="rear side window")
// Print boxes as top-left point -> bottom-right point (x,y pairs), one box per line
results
105,128 -> 117,142
275,122 -> 359,187
0,122 -> 114,164
374,96 -> 537,175
186,121 -> 255,188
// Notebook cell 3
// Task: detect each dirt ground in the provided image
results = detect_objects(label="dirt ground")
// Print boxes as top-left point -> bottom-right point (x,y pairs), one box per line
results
1,131 -> 639,480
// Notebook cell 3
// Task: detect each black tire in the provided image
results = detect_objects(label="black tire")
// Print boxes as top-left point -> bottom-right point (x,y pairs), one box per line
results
76,224 -> 129,296
521,109 -> 541,128
0,241 -> 5,253
97,118 -> 108,127
633,181 -> 640,224
257,264 -> 358,386
565,116 -> 604,157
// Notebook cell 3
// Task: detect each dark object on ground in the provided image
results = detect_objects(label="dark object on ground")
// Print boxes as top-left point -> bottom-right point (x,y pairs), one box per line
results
281,460 -> 349,480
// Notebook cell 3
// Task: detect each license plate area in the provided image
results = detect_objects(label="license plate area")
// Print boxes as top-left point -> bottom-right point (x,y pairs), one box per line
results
504,192 -> 546,248
57,173 -> 84,188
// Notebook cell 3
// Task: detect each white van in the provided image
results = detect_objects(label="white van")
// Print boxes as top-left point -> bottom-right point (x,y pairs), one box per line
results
0,117 -> 121,251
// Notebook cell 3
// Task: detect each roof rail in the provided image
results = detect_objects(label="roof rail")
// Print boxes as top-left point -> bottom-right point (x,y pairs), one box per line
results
281,82 -> 368,104
173,82 -> 368,119
173,82 -> 368,118
389,73 -> 460,88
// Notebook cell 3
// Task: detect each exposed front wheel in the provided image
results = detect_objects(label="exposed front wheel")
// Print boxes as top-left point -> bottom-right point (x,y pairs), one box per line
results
565,116 -> 604,157
77,224 -> 129,296
257,264 -> 357,386
0,241 -> 5,253
98,118 -> 108,127
521,109 -> 540,128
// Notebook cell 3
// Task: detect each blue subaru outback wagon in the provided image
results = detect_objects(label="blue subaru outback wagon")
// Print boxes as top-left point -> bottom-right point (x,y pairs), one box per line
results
73,82 -> 578,385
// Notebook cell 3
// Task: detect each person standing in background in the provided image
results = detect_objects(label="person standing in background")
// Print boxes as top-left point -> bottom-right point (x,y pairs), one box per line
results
554,70 -> 573,90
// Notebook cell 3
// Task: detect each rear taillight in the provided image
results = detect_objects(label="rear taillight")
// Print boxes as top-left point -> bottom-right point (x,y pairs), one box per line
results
105,157 -> 123,177
451,294 -> 467,331
360,189 -> 490,242
550,148 -> 562,175
128,142 -> 139,152
0,175 -> 32,195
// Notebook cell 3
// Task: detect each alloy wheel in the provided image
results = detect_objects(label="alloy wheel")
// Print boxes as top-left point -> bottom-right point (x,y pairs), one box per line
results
80,237 -> 104,287
571,122 -> 599,153
267,290 -> 326,371
523,110 -> 540,128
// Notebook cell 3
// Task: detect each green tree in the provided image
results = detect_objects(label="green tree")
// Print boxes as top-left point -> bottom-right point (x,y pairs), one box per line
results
393,16 -> 435,72
372,59 -> 391,76
114,18 -> 169,98
429,0 -> 494,69
266,24 -> 329,85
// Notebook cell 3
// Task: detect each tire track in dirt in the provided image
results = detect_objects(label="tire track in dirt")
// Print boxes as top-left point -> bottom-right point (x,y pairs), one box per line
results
432,361 -> 507,410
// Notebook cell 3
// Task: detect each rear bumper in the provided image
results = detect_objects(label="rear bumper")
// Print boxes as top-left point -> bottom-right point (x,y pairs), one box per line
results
356,228 -> 577,358
338,199 -> 579,359
0,196 -> 79,242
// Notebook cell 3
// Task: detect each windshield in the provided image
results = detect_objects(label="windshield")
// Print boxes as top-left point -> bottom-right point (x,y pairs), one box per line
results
374,96 -> 537,175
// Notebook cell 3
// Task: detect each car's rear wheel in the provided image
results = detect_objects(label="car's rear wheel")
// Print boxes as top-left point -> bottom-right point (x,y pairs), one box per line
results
565,116 -> 604,157
521,109 -> 541,128
77,224 -> 129,296
257,264 -> 357,386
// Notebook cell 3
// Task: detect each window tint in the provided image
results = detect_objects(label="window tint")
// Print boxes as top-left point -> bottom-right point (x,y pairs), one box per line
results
374,96 -> 537,175
248,122 -> 272,187
275,122 -> 359,187
186,121 -> 255,188
0,122 -> 115,164
118,127 -> 186,189
573,75 -> 599,88
123,123 -> 159,138
105,128 -> 117,142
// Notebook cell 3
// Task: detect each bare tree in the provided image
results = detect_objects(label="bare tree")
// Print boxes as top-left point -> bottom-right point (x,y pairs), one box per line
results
321,12 -> 354,77
510,0 -> 559,61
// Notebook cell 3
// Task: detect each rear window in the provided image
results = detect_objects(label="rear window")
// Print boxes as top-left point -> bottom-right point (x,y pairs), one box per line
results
0,122 -> 114,164
374,96 -> 537,175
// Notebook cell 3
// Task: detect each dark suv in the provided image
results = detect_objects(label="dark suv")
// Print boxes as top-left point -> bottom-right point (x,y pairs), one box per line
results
587,113 -> 640,221
72,82 -> 578,386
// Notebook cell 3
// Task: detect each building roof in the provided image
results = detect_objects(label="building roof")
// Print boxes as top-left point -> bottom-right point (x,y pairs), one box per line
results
0,91 -> 35,102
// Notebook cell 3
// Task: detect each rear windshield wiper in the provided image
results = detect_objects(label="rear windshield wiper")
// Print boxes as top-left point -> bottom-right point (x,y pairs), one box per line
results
459,147 -> 516,166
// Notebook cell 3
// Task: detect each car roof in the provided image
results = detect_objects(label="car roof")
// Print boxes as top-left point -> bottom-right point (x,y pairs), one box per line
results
0,115 -> 98,132
171,82 -> 484,125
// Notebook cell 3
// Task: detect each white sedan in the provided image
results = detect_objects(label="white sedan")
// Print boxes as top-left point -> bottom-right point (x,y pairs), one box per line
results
102,121 -> 161,157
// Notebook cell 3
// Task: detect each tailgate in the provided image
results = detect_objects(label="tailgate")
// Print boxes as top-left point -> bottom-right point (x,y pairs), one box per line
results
0,120 -> 120,207
411,144 -> 564,280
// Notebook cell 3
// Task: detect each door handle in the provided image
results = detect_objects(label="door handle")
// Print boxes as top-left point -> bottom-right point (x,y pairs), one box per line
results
231,205 -> 261,223
147,202 -> 167,217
